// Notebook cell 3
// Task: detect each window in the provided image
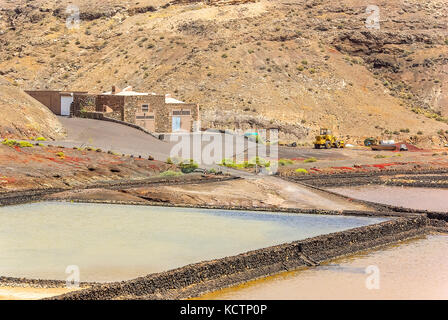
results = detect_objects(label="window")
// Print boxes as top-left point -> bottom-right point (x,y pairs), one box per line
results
142,104 -> 149,112
173,110 -> 191,116
136,115 -> 154,120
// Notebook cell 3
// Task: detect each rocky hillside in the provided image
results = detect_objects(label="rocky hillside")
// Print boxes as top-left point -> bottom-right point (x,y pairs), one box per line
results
0,76 -> 65,139
0,0 -> 447,146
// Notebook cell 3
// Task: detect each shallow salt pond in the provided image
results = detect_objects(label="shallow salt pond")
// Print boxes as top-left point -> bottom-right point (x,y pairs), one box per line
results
0,202 -> 387,282
197,234 -> 448,300
328,186 -> 448,212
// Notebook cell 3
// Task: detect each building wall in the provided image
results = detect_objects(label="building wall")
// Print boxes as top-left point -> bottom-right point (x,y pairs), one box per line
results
76,92 -> 200,133
123,95 -> 165,125
73,94 -> 97,116
25,91 -> 61,114
165,103 -> 199,133
95,95 -> 126,121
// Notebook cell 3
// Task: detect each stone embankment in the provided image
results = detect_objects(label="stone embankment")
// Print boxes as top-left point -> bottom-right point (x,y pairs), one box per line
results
285,169 -> 448,188
51,216 -> 429,300
0,175 -> 236,206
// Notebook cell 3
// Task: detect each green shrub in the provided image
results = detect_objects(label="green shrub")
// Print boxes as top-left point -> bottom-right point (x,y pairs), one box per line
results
166,157 -> 173,164
278,159 -> 294,166
2,139 -> 33,148
179,159 -> 199,174
2,139 -> 18,147
36,137 -> 47,141
248,157 -> 270,167
374,154 -> 387,159
56,152 -> 65,159
295,168 -> 308,174
160,170 -> 183,177
220,158 -> 237,168
303,157 -> 317,163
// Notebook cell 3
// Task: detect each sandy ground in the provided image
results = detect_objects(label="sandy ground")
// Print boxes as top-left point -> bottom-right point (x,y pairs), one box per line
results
0,286 -> 78,300
123,176 -> 371,210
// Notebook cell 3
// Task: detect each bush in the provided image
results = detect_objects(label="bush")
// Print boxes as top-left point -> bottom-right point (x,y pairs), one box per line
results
374,154 -> 387,159
279,159 -> 294,166
2,139 -> 18,147
36,137 -> 47,141
166,157 -> 173,164
295,168 -> 308,174
220,158 -> 237,168
303,157 -> 317,163
160,170 -> 183,177
56,152 -> 65,159
179,159 -> 199,174
2,139 -> 33,148
248,157 -> 270,167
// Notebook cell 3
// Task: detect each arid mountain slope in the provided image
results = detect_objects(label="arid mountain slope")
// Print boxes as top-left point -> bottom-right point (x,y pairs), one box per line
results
0,76 -> 65,139
0,0 -> 447,146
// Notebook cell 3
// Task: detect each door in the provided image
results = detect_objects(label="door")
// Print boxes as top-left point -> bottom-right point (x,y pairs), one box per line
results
172,116 -> 181,132
60,95 -> 73,116
136,113 -> 155,132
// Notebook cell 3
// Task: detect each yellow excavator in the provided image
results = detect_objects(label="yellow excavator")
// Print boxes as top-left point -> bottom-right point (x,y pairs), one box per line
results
314,128 -> 345,149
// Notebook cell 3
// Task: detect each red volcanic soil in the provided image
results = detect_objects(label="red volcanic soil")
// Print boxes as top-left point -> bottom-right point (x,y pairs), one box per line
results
0,143 -> 176,192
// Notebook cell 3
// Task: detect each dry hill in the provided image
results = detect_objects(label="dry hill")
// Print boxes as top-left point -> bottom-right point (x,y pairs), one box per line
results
0,76 -> 65,139
0,0 -> 447,146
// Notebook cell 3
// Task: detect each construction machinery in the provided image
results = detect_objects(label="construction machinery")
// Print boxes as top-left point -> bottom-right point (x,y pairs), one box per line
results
314,128 -> 345,149
364,137 -> 378,147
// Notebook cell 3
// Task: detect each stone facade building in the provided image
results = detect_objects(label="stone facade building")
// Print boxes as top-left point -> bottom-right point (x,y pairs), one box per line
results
25,90 -> 87,116
73,86 -> 200,133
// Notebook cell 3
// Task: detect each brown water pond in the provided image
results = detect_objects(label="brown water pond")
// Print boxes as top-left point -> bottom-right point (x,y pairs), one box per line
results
197,234 -> 448,300
328,186 -> 448,212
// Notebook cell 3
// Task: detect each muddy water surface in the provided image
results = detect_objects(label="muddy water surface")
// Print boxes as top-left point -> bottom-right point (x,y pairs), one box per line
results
329,186 -> 448,212
0,202 -> 386,282
198,234 -> 448,300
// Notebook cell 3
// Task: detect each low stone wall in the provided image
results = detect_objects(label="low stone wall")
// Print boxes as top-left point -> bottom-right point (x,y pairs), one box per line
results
52,216 -> 428,300
72,94 -> 96,117
73,111 -> 162,139
0,175 -> 237,206
285,169 -> 448,188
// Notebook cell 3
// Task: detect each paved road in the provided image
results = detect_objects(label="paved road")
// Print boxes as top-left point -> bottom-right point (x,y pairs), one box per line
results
52,118 -> 260,177
56,117 -> 173,161
278,146 -> 351,161
52,117 -> 347,177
